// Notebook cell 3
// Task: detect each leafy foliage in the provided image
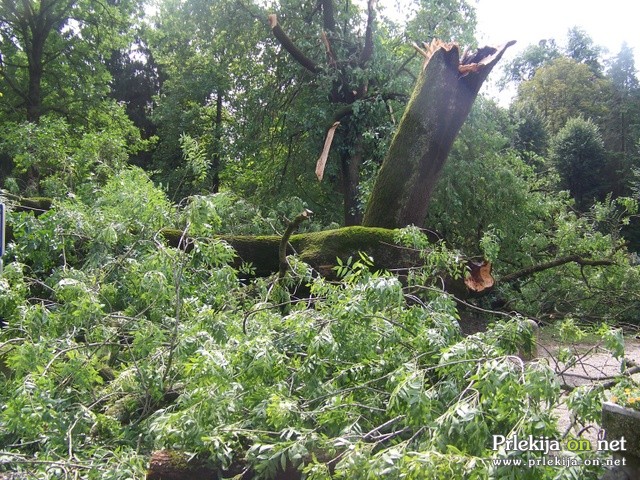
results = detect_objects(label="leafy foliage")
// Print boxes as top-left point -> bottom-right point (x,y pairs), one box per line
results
0,4 -> 639,479
0,0 -> 143,123
0,106 -> 147,196
551,117 -> 608,209
0,171 -> 628,478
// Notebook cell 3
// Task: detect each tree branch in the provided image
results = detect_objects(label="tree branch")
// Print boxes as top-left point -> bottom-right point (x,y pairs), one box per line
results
279,209 -> 313,278
268,14 -> 321,74
0,67 -> 28,101
329,92 -> 408,124
320,0 -> 335,32
499,255 -> 616,284
359,0 -> 375,67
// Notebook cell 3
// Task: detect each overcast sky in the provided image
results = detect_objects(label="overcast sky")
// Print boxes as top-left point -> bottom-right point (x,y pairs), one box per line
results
473,0 -> 640,104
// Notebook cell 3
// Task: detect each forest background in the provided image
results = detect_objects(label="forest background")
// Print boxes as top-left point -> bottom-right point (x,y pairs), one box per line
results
1,0 -> 640,478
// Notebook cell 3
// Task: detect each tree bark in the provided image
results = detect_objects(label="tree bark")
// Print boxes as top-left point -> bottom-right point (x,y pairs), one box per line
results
362,41 -> 515,229
341,136 -> 363,226
211,90 -> 223,193
159,226 -> 493,296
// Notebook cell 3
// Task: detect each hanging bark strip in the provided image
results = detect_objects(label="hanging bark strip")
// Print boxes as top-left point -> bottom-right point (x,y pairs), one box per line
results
362,40 -> 516,229
316,121 -> 341,180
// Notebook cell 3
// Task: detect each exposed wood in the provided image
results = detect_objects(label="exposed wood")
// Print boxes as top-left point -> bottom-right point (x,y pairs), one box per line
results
464,261 -> 494,292
362,40 -> 515,229
316,121 -> 340,180
321,31 -> 338,68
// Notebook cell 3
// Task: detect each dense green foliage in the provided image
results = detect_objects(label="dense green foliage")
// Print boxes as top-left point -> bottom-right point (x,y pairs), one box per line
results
0,169 -> 627,478
1,1 -> 640,478
0,0 -> 143,123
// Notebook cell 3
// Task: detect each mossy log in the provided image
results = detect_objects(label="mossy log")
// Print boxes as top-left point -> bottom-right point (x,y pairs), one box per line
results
160,226 -> 417,278
146,448 -> 328,480
146,450 -> 218,480
362,40 -> 515,229
159,226 -> 494,296
0,190 -> 52,214
0,191 -> 53,244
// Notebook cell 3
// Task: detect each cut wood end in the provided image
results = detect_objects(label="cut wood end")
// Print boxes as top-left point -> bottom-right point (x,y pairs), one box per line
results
464,260 -> 494,292
268,13 -> 277,28
457,63 -> 484,76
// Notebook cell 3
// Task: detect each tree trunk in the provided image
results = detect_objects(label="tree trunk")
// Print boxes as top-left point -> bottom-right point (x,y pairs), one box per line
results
341,134 -> 363,226
362,41 -> 515,229
159,225 -> 495,297
268,5 -> 376,225
26,27 -> 48,124
211,90 -> 223,193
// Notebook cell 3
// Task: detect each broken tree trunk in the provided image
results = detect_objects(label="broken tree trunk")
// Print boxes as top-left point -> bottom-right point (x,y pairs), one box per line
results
362,40 -> 515,229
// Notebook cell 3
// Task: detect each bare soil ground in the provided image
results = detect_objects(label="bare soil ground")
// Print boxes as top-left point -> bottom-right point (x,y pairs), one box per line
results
539,335 -> 640,444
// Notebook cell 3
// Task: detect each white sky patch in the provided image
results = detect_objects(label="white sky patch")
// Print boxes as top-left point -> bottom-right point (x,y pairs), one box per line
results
474,0 -> 640,105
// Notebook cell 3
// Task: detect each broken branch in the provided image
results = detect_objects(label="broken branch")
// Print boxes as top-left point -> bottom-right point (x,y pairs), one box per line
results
321,31 -> 338,68
499,255 -> 616,284
279,209 -> 313,278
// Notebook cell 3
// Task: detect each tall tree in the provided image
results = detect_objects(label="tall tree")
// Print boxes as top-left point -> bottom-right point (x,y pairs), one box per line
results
362,40 -> 514,228
267,0 -> 476,225
149,0 -> 267,196
107,35 -> 162,141
565,26 -> 603,75
509,102 -> 549,161
551,117 -> 607,210
516,57 -> 612,135
606,42 -> 640,156
148,0 -> 476,223
0,0 -> 142,123
500,39 -> 560,86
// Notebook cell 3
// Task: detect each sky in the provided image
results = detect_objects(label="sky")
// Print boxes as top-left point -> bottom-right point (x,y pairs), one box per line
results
473,0 -> 640,104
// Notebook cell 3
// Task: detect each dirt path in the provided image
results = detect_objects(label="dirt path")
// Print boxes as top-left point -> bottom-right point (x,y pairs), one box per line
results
537,336 -> 640,447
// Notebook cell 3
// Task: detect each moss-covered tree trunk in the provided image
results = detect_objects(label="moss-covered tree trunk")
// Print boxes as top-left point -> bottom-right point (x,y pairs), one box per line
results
362,41 -> 515,229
